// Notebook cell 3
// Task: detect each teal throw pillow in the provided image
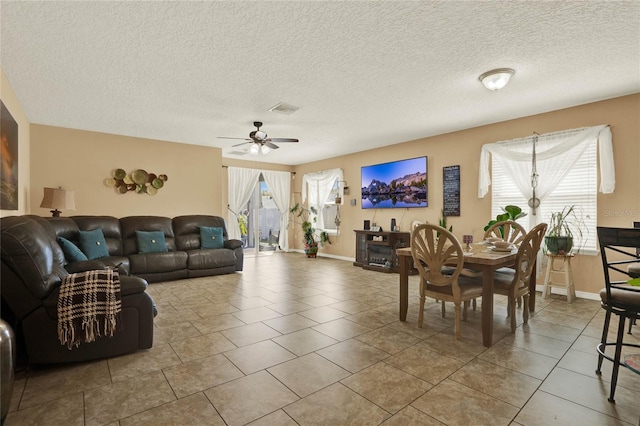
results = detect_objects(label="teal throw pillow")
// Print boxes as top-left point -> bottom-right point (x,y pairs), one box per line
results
57,237 -> 89,262
200,226 -> 224,249
136,230 -> 168,254
78,228 -> 110,260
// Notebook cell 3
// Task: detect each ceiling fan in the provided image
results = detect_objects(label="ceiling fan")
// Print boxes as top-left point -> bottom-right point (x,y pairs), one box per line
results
218,121 -> 299,154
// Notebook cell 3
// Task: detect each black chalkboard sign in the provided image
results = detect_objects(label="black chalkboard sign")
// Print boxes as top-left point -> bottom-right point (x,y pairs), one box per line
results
443,165 -> 460,216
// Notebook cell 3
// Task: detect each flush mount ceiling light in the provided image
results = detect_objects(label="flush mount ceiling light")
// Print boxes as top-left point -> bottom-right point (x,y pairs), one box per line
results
479,68 -> 515,91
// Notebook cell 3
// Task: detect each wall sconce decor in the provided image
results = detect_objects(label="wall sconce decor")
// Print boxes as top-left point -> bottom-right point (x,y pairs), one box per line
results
40,187 -> 76,217
105,169 -> 168,195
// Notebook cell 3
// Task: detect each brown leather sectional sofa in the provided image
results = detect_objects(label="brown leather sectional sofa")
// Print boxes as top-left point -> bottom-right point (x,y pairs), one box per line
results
48,214 -> 244,282
0,214 -> 243,365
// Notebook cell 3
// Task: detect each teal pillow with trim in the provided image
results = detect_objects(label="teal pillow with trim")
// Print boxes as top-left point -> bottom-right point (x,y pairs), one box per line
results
136,230 -> 168,254
57,237 -> 89,262
78,228 -> 110,260
200,226 -> 224,249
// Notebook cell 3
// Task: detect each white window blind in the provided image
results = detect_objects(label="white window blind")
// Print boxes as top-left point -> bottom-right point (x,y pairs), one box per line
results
491,138 -> 598,252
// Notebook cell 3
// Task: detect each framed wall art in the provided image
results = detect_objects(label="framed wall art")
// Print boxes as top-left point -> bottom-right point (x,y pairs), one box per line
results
1,100 -> 19,210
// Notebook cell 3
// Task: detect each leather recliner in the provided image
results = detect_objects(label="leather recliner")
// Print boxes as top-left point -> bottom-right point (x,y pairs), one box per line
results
1,216 -> 156,365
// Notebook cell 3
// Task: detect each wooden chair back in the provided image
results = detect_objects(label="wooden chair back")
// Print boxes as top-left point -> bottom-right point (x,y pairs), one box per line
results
484,220 -> 526,244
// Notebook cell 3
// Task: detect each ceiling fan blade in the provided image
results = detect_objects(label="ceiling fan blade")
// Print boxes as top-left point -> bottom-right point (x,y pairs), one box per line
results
218,137 -> 252,141
232,141 -> 252,147
264,141 -> 280,150
266,138 -> 298,143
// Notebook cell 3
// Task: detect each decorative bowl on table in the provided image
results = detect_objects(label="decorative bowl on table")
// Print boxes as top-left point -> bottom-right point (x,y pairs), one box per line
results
493,241 -> 512,250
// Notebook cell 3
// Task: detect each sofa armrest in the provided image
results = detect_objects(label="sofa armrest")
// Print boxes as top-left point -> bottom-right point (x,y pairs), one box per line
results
65,260 -> 108,274
119,275 -> 148,297
224,239 -> 244,250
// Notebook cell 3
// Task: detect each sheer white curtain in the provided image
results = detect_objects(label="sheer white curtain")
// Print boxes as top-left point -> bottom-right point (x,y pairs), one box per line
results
302,168 -> 343,230
478,125 -> 614,228
227,167 -> 261,240
262,170 -> 291,251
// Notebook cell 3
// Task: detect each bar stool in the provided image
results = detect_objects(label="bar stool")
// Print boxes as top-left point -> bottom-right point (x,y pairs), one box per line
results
542,253 -> 576,303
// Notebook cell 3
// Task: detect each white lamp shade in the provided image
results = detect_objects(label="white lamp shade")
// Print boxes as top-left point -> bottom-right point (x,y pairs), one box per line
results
249,144 -> 260,155
479,68 -> 515,91
260,144 -> 271,155
40,187 -> 76,211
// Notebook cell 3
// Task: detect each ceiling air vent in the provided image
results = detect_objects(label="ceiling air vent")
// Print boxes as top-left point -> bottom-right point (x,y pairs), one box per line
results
228,150 -> 248,156
268,102 -> 300,115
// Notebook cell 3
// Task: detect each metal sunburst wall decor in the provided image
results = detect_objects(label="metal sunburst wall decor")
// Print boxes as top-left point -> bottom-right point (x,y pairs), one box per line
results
105,169 -> 168,195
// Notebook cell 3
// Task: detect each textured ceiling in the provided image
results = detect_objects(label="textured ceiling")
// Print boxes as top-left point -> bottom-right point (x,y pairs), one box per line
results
1,1 -> 639,165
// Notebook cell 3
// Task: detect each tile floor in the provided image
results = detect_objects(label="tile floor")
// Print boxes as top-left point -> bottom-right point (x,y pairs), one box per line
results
5,252 -> 640,425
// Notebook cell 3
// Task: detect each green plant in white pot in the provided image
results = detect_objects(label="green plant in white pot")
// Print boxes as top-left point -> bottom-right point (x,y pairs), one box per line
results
544,205 -> 585,255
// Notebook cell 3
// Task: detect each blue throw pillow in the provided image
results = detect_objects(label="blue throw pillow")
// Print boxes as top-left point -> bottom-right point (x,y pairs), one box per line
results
136,230 -> 168,254
57,237 -> 89,262
200,226 -> 224,249
78,228 -> 110,260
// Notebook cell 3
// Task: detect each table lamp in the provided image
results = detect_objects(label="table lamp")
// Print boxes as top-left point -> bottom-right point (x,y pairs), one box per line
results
40,187 -> 76,217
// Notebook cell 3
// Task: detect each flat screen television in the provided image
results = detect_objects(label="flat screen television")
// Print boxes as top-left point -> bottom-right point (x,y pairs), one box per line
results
361,156 -> 428,209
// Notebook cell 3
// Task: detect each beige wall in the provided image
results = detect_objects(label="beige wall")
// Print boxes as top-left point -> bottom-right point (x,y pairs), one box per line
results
30,125 -> 224,217
1,68 -> 31,216
7,52 -> 640,297
293,94 -> 640,295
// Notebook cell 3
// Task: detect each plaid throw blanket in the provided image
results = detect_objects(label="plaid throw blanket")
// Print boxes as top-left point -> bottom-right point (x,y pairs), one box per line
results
57,269 -> 122,349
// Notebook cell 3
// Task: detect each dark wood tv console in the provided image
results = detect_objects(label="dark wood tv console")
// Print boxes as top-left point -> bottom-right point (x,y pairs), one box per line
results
353,230 -> 411,273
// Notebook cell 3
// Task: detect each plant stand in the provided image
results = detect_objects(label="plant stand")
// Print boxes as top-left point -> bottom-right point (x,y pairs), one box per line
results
542,253 -> 576,303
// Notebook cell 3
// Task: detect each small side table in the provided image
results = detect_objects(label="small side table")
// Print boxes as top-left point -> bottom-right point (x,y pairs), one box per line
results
542,253 -> 576,303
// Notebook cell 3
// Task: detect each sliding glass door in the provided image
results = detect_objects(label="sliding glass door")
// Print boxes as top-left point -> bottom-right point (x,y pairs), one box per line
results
239,175 -> 281,254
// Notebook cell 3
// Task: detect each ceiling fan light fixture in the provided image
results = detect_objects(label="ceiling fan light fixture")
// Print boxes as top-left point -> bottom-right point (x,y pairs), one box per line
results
249,144 -> 259,155
260,144 -> 271,155
254,130 -> 267,141
479,68 -> 515,91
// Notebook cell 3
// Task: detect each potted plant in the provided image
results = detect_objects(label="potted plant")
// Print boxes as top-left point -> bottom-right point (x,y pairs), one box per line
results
484,205 -> 527,237
438,209 -> 453,238
238,210 -> 248,247
290,203 -> 331,257
544,205 -> 585,255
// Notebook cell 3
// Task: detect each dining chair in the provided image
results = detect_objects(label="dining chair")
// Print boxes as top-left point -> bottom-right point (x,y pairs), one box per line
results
411,224 -> 484,339
484,220 -> 527,245
626,222 -> 640,333
466,220 -> 527,311
492,222 -> 548,332
595,226 -> 640,403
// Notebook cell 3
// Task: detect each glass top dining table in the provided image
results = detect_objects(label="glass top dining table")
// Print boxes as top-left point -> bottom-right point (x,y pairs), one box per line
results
396,243 -> 537,347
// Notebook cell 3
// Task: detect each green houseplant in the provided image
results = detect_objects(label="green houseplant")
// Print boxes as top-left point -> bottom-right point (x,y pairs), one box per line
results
237,210 -> 248,247
438,209 -> 453,237
290,203 -> 331,257
484,205 -> 527,237
544,205 -> 585,255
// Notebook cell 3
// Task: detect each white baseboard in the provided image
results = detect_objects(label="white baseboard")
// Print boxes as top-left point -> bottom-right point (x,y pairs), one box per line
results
287,249 -> 355,263
534,284 -> 600,301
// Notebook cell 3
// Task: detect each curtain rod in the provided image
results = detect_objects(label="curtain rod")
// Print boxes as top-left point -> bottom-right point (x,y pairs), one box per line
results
222,164 -> 296,175
498,124 -> 610,145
